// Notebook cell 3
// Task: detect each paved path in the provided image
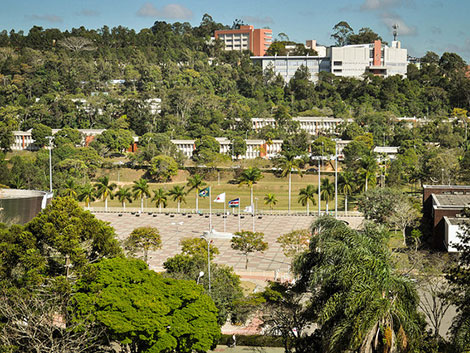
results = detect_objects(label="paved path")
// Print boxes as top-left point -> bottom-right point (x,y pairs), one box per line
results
94,212 -> 363,273
209,346 -> 284,353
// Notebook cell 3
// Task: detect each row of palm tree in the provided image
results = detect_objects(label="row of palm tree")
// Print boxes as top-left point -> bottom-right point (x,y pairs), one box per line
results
74,176 -> 189,212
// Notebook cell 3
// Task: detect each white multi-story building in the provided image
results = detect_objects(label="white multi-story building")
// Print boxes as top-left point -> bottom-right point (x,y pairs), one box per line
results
252,40 -> 408,82
252,117 -> 343,135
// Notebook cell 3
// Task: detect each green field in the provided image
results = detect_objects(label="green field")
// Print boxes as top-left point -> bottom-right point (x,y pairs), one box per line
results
90,168 -> 349,212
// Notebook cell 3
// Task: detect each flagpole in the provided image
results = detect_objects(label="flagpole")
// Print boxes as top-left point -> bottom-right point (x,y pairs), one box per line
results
224,200 -> 226,232
238,198 -> 241,232
252,198 -> 255,232
209,186 -> 212,232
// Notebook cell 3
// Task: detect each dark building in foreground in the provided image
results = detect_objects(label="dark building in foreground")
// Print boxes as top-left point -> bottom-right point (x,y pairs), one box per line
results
0,189 -> 53,225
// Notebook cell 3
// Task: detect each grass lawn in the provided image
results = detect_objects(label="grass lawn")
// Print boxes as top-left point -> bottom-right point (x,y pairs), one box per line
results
90,168 -> 348,212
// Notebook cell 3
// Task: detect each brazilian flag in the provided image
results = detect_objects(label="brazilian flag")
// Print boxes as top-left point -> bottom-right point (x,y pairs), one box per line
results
199,187 -> 210,197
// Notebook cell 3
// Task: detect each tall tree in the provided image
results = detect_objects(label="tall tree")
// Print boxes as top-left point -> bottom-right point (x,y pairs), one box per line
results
331,21 -> 353,46
78,183 -> 96,209
94,176 -> 116,211
338,172 -> 355,214
320,178 -> 335,213
237,167 -> 263,208
115,186 -> 133,209
186,174 -> 206,212
298,184 -> 317,215
264,193 -> 278,210
132,178 -> 151,213
277,153 -> 302,214
169,185 -> 187,212
294,217 -> 422,352
152,187 -> 168,213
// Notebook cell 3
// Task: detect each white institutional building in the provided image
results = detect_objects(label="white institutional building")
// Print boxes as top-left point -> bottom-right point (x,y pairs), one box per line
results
252,40 -> 408,82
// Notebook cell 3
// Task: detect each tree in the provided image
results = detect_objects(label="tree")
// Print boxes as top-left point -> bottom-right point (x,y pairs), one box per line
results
276,229 -> 310,259
357,187 -> 407,225
231,231 -> 268,269
53,127 -> 83,147
298,185 -> 317,215
125,226 -> 162,264
180,237 -> 219,260
0,286 -> 108,353
152,188 -> 168,213
387,198 -> 420,246
60,178 -> 78,199
94,128 -> 134,155
331,21 -> 353,46
73,257 -> 220,353
348,27 -> 383,45
359,153 -> 378,191
338,172 -> 355,214
294,217 -> 423,352
231,136 -> 247,159
149,155 -> 178,182
2,197 -> 122,285
187,174 -> 206,212
132,178 -> 151,213
31,123 -> 52,148
237,167 -> 263,208
193,136 -> 220,164
94,176 -> 116,211
115,186 -> 133,209
78,183 -> 96,209
320,178 -> 334,213
264,193 -> 278,210
277,153 -> 302,214
57,36 -> 96,52
169,185 -> 187,212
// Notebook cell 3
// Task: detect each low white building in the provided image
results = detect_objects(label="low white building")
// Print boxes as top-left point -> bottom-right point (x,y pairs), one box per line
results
252,117 -> 343,135
443,217 -> 468,252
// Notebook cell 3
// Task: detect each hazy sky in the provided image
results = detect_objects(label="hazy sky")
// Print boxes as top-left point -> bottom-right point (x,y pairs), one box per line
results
1,0 -> 469,61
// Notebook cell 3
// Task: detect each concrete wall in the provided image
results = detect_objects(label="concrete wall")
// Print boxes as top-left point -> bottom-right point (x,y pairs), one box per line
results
0,189 -> 53,225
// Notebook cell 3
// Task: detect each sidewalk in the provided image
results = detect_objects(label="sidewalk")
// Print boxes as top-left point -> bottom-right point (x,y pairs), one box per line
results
210,346 -> 284,353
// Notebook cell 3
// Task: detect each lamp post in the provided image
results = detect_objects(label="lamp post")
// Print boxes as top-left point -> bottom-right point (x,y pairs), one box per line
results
46,136 -> 53,192
197,271 -> 204,285
201,233 -> 211,293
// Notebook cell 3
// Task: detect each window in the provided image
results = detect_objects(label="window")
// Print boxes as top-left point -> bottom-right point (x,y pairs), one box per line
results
333,61 -> 342,66
333,69 -> 342,73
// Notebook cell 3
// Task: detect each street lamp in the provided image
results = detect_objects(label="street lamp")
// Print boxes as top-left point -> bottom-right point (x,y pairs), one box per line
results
200,232 -> 212,293
197,271 -> 204,285
46,136 -> 53,192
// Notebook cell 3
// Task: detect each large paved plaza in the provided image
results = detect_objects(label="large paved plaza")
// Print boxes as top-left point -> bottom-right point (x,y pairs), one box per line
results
95,212 -> 364,276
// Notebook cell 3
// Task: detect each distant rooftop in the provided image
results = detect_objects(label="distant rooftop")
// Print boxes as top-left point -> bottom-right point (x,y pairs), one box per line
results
445,217 -> 470,226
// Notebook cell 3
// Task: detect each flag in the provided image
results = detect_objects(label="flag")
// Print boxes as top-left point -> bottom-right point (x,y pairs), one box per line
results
199,187 -> 210,197
228,198 -> 240,208
214,192 -> 225,203
244,205 -> 253,213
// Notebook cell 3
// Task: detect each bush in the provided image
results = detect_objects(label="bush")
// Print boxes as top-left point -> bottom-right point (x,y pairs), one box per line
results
218,334 -> 284,347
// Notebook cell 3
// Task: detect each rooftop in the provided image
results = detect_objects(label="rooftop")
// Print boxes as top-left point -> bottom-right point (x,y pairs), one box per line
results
433,193 -> 470,207
445,217 -> 470,226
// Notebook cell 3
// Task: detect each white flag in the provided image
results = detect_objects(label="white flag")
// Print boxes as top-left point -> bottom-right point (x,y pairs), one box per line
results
244,205 -> 253,213
214,192 -> 226,203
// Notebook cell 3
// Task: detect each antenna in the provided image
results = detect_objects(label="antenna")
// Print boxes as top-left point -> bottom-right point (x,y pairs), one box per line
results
392,24 -> 399,41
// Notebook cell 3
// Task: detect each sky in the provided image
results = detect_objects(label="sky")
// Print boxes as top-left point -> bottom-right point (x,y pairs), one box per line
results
1,0 -> 470,62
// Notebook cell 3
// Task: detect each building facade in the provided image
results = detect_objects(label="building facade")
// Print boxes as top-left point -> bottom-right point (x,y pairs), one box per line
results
214,25 -> 272,56
252,40 -> 408,82
251,117 -> 343,135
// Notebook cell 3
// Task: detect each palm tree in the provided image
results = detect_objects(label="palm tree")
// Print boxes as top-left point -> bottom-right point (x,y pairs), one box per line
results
132,178 -> 151,213
62,179 -> 78,199
169,185 -> 187,213
359,154 -> 378,191
152,188 -> 168,213
298,185 -> 317,215
278,153 -> 302,214
186,174 -> 206,212
338,172 -> 355,215
320,178 -> 335,213
78,183 -> 96,209
115,186 -> 133,210
237,167 -> 263,207
264,193 -> 278,211
94,176 -> 116,211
